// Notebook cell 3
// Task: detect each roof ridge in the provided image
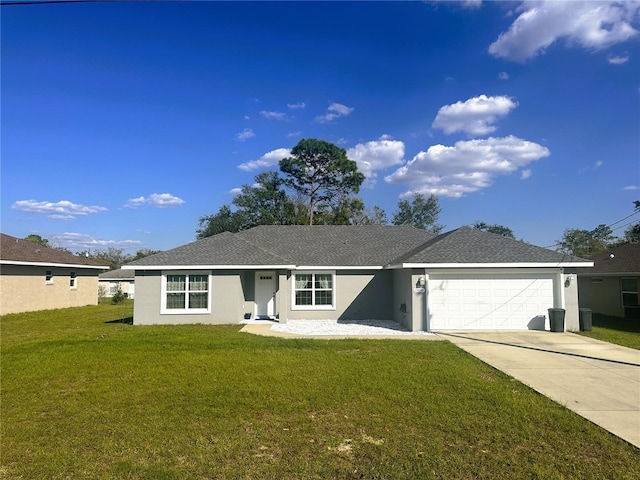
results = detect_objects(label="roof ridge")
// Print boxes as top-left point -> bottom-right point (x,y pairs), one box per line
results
230,231 -> 292,264
388,230 -> 446,265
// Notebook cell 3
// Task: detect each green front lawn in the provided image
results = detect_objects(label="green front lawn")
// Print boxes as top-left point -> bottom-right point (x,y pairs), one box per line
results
2,304 -> 638,479
576,313 -> 640,350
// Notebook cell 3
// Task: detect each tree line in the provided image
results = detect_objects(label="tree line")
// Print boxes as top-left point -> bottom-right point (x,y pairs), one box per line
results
22,235 -> 159,271
556,200 -> 640,258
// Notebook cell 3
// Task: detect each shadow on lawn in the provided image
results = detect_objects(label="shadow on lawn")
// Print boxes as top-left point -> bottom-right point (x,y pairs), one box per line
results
593,314 -> 640,333
105,317 -> 133,325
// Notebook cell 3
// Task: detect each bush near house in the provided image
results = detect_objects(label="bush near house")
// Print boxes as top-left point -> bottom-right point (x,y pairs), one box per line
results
1,304 -> 638,479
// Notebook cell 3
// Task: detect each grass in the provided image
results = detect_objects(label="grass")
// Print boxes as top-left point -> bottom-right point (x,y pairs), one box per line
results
2,304 -> 639,479
576,313 -> 640,350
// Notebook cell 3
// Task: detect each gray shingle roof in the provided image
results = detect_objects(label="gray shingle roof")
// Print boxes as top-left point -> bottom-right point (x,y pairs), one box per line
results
125,231 -> 292,267
580,242 -> 640,274
125,226 -> 435,268
123,225 -> 590,269
236,225 -> 436,266
99,268 -> 136,280
0,233 -> 107,268
398,226 -> 589,264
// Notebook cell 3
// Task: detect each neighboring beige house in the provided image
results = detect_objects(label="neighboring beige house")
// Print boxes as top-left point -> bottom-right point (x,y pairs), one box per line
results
0,233 -> 108,315
99,268 -> 135,299
123,225 -> 592,331
578,242 -> 640,319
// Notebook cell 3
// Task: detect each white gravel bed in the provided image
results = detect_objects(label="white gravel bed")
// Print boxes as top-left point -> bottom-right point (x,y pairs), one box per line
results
270,319 -> 435,336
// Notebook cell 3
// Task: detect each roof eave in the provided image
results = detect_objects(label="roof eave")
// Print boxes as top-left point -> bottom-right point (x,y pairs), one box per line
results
294,265 -> 383,270
122,264 -> 297,271
389,261 -> 594,269
0,260 -> 109,270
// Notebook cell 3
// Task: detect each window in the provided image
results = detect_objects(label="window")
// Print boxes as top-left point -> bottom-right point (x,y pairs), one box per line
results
45,270 -> 53,284
70,271 -> 77,289
621,278 -> 638,307
162,273 -> 210,313
590,278 -> 604,284
292,272 -> 335,310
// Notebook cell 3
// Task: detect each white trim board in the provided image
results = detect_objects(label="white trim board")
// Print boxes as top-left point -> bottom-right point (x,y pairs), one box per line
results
390,262 -> 593,269
0,260 -> 109,270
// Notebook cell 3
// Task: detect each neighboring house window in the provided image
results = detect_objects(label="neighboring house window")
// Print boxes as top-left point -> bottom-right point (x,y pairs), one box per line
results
109,283 -> 118,294
45,270 -> 53,284
162,273 -> 210,314
621,278 -> 638,307
70,271 -> 77,289
292,272 -> 335,310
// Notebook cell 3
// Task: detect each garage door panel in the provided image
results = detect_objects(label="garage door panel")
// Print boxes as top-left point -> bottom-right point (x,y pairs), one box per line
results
429,274 -> 555,330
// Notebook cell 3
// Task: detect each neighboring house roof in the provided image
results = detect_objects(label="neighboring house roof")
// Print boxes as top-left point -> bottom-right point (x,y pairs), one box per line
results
578,242 -> 640,275
123,225 -> 592,270
99,268 -> 136,281
0,233 -> 108,269
396,226 -> 590,267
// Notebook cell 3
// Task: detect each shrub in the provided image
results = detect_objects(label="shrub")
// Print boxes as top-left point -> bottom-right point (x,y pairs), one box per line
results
111,284 -> 126,305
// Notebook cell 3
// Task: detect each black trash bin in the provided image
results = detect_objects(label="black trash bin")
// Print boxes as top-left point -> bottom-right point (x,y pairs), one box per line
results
579,308 -> 592,332
548,308 -> 566,332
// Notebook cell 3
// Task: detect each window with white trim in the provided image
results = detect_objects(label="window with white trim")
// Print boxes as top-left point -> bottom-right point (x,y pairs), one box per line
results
292,272 -> 335,310
162,273 -> 210,313
621,278 -> 638,307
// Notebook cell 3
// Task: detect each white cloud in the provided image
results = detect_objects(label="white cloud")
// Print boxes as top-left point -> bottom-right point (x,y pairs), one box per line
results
385,135 -> 550,198
236,128 -> 255,141
608,54 -> 630,64
315,102 -> 354,123
229,187 -> 243,195
50,232 -> 143,251
12,199 -> 107,219
579,160 -> 604,174
489,1 -> 640,62
259,110 -> 288,121
520,169 -> 532,179
432,95 -> 518,136
237,147 -> 291,171
287,102 -> 306,109
125,193 -> 185,208
623,185 -> 639,190
498,71 -> 510,80
347,135 -> 405,187
287,131 -> 302,138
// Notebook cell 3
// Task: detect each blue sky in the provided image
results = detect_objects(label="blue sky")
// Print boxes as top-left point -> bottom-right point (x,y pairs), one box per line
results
2,0 -> 639,253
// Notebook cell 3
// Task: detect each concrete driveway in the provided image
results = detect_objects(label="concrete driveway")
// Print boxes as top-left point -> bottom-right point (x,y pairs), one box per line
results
439,331 -> 640,448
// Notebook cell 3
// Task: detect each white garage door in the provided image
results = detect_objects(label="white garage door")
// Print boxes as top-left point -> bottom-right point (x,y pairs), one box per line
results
428,273 -> 556,330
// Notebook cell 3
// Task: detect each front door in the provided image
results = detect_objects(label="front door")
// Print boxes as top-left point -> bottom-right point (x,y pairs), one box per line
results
255,271 -> 276,318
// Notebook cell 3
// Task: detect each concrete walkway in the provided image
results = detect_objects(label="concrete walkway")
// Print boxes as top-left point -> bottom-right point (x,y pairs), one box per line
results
240,322 -> 443,340
438,331 -> 640,448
